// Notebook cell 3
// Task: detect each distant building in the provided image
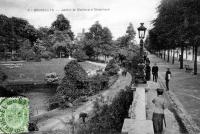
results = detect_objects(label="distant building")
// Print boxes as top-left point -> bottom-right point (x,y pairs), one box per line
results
76,28 -> 85,41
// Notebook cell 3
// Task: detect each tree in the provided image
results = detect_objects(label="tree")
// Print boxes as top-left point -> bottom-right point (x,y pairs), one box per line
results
100,27 -> 113,60
33,39 -> 46,56
194,36 -> 200,75
50,30 -> 72,57
0,15 -> 12,52
55,60 -> 88,103
147,0 -> 188,68
0,15 -> 39,54
115,23 -> 136,49
105,59 -> 119,76
0,16 -> 26,52
87,21 -> 103,58
11,17 -> 39,46
126,23 -> 136,41
38,27 -> 53,51
83,21 -> 113,60
115,35 -> 129,48
23,24 -> 39,45
82,39 -> 96,59
50,14 -> 75,57
72,49 -> 89,62
51,14 -> 74,40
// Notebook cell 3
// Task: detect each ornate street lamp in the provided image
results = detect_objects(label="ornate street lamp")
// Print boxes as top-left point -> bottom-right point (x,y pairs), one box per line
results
137,23 -> 147,56
134,23 -> 147,84
138,23 -> 147,39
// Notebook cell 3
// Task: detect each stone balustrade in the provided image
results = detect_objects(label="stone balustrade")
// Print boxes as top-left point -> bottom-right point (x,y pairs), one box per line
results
122,84 -> 154,134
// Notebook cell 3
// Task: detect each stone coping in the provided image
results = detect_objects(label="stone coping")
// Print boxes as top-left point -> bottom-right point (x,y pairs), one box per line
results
123,85 -> 154,134
122,119 -> 154,134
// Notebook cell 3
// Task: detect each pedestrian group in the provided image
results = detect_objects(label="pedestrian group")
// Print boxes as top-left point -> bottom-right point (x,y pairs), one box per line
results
144,54 -> 172,134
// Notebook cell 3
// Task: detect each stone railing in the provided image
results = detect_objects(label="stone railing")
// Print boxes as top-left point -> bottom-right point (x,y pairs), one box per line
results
121,84 -> 154,134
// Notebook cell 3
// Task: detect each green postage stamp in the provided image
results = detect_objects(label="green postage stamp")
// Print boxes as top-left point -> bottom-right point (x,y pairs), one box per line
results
0,97 -> 29,134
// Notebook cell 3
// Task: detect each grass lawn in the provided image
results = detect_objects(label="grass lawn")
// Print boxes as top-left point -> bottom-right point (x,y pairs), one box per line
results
0,58 -> 103,82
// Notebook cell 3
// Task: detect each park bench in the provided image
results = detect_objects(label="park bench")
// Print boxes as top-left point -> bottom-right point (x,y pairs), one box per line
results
185,64 -> 193,72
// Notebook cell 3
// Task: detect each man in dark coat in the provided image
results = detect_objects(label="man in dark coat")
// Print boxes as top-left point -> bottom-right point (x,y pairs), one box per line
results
145,64 -> 151,81
165,68 -> 171,91
146,57 -> 150,65
152,63 -> 159,82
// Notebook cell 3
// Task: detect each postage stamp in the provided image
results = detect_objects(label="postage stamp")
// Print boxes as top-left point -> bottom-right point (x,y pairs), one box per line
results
0,97 -> 29,134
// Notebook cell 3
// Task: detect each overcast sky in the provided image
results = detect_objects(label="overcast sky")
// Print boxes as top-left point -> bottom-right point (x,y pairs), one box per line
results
0,0 -> 161,40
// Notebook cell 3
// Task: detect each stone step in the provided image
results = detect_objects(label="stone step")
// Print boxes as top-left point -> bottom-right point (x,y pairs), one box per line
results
122,119 -> 154,134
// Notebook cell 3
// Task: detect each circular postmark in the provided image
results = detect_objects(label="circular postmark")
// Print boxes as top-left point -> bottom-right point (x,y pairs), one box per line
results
0,97 -> 29,134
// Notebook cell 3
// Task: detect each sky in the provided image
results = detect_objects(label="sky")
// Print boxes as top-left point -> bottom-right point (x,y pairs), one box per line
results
0,0 -> 161,41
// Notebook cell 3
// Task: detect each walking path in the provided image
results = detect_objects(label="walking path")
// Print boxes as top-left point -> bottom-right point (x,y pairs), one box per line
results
146,81 -> 182,134
35,72 -> 132,132
86,61 -> 107,68
148,54 -> 200,133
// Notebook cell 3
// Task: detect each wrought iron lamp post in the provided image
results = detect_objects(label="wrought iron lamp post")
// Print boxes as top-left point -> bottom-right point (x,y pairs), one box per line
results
134,23 -> 147,84
137,23 -> 147,56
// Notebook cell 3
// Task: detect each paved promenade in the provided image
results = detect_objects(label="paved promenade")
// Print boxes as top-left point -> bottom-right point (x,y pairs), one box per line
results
146,81 -> 182,134
148,54 -> 200,133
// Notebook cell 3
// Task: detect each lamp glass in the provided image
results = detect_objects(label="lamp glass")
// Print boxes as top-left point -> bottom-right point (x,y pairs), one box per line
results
139,31 -> 145,38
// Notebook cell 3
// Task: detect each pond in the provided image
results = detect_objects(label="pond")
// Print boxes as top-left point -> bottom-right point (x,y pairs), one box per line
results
21,87 -> 56,116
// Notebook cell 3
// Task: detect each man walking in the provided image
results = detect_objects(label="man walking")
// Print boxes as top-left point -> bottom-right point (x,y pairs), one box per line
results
165,68 -> 171,91
152,63 -> 159,82
145,64 -> 151,81
152,88 -> 167,134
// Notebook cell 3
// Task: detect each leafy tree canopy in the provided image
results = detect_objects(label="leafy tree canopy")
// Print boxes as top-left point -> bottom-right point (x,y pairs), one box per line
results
51,14 -> 74,40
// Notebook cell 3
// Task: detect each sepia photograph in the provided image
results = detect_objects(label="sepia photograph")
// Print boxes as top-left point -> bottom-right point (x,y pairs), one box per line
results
0,0 -> 200,133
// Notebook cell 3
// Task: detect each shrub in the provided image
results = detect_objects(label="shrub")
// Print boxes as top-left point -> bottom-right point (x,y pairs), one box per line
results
21,49 -> 36,61
72,50 -> 89,62
0,69 -> 7,83
89,74 -> 109,94
78,87 -> 133,133
105,59 -> 119,76
41,51 -> 55,60
64,60 -> 88,82
34,55 -> 41,62
21,49 -> 41,62
51,60 -> 89,109
45,72 -> 59,84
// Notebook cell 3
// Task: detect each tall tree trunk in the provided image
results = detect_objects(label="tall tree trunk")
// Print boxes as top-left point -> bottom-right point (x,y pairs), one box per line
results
193,45 -> 195,61
171,49 -> 173,56
194,45 -> 198,75
180,45 -> 184,69
167,49 -> 170,62
172,49 -> 175,64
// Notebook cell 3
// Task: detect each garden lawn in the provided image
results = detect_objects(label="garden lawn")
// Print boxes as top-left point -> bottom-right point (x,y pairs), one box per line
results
0,58 -> 103,82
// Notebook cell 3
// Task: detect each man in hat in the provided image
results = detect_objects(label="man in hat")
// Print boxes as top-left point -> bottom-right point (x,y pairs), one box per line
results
152,63 -> 159,82
145,64 -> 151,81
165,68 -> 171,91
152,88 -> 167,134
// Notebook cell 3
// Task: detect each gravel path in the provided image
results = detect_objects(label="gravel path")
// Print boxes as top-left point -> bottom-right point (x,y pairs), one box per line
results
36,72 -> 132,131
148,54 -> 200,133
146,81 -> 182,134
